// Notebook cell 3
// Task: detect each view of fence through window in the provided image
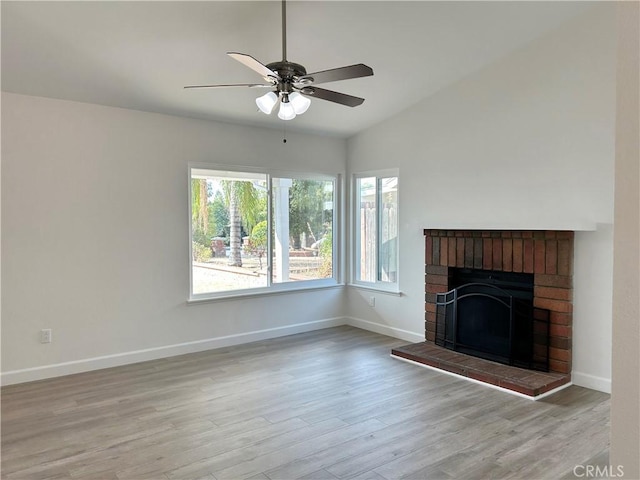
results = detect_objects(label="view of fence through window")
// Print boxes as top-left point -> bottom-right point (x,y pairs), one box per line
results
356,175 -> 398,284
191,169 -> 334,296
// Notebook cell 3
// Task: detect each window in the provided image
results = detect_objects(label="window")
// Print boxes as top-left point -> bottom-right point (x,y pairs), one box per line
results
353,172 -> 398,289
190,166 -> 338,299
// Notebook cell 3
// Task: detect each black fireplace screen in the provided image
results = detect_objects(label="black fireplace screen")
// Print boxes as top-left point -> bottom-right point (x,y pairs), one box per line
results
435,268 -> 550,372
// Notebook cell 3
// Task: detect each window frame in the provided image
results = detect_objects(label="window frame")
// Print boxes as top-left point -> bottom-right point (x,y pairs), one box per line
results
350,169 -> 400,293
188,164 -> 342,302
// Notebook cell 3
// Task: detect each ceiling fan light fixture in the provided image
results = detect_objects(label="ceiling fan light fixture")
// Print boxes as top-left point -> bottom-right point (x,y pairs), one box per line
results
277,94 -> 296,120
289,92 -> 311,115
256,91 -> 278,114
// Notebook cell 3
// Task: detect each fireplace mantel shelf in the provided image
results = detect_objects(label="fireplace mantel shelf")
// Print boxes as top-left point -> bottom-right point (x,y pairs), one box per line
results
422,221 -> 598,232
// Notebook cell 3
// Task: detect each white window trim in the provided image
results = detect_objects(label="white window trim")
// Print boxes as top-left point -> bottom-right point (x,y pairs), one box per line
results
350,168 -> 400,293
188,163 -> 342,301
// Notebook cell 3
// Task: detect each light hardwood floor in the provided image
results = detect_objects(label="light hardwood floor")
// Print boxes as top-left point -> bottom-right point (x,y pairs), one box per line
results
1,326 -> 610,480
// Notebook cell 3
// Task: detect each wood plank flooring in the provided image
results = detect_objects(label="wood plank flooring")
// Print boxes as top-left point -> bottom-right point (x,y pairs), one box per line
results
1,326 -> 610,479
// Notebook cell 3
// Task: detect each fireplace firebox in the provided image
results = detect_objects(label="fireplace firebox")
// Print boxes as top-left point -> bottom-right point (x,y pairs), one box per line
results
435,268 -> 550,371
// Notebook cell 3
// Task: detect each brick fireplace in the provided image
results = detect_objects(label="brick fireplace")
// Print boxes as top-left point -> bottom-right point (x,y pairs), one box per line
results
392,229 -> 574,397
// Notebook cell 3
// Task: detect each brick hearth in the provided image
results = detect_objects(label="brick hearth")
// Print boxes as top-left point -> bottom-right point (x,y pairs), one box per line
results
391,341 -> 570,397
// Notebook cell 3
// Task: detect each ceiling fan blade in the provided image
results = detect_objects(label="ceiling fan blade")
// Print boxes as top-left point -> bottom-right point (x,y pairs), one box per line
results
227,52 -> 280,81
297,64 -> 373,86
301,87 -> 365,107
184,83 -> 273,89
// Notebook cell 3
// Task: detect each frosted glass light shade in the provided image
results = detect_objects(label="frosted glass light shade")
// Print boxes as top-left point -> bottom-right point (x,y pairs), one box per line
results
256,91 -> 278,114
289,92 -> 311,114
278,98 -> 296,120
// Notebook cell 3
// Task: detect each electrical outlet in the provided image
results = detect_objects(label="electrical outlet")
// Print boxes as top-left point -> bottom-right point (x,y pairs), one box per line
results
369,296 -> 376,307
40,329 -> 52,344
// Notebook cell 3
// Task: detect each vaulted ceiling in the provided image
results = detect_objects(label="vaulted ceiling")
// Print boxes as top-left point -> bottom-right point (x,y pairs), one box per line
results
1,1 -> 594,137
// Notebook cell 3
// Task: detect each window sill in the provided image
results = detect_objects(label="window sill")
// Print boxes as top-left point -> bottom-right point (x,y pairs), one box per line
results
347,284 -> 403,296
188,282 -> 343,304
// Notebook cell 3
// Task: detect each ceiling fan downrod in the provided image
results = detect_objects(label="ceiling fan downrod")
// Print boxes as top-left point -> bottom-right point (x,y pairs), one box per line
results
281,0 -> 287,62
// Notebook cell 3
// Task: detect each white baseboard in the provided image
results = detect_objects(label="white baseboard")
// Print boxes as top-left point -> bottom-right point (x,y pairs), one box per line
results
345,316 -> 424,343
572,371 -> 611,394
0,317 -> 346,386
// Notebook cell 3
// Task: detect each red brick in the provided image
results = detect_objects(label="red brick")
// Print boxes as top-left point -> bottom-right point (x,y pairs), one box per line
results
426,284 -> 448,294
441,364 -> 467,376
544,231 -> 557,239
534,297 -> 573,313
550,312 -> 572,326
534,286 -> 572,301
440,236 -> 448,266
456,238 -> 464,267
556,231 -> 574,239
425,302 -> 437,313
426,274 -> 449,286
523,239 -> 534,273
502,239 -> 513,272
557,240 -> 572,276
533,308 -> 550,321
534,274 -> 572,288
468,371 -> 499,385
464,238 -> 474,268
545,240 -> 558,274
500,381 -> 535,396
549,359 -> 570,374
493,239 -> 503,270
426,311 -> 436,323
534,239 -> 546,273
550,324 -> 572,338
512,239 -> 523,272
448,237 -> 456,266
549,347 -> 571,362
426,236 -> 433,265
426,331 -> 435,342
473,238 -> 483,269
533,321 -> 548,334
533,344 -> 549,358
432,237 -> 441,266
550,336 -> 571,349
426,265 -> 449,275
483,238 -> 493,270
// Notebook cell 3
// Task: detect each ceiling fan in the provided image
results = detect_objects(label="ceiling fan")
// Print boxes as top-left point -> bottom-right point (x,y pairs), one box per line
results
184,0 -> 374,120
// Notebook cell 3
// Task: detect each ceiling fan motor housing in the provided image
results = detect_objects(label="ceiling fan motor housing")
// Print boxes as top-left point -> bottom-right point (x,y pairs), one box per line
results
266,61 -> 309,92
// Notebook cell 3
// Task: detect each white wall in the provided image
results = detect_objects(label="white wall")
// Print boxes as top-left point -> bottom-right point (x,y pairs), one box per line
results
573,227 -> 613,392
1,93 -> 347,384
346,6 -> 616,392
